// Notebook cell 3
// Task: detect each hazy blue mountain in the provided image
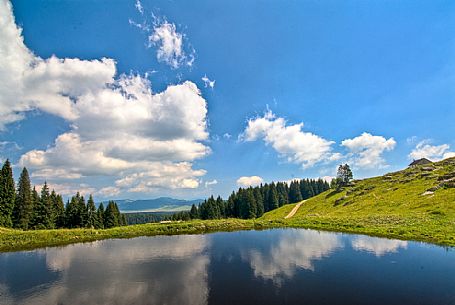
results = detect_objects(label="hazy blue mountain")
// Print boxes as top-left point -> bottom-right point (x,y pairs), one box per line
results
111,197 -> 203,213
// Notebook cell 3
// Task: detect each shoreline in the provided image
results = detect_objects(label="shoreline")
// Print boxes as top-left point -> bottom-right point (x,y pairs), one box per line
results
1,215 -> 454,253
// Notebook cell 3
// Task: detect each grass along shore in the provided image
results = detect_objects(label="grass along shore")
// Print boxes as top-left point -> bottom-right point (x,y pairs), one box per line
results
1,208 -> 454,252
2,158 -> 455,252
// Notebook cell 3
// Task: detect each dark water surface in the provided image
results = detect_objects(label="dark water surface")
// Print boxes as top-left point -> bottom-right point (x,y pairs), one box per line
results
1,229 -> 454,305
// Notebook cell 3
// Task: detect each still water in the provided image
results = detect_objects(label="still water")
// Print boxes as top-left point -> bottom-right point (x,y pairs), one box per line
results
1,229 -> 454,305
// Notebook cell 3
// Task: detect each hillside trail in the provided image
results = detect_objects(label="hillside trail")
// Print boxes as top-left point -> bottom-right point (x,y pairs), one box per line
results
284,200 -> 306,219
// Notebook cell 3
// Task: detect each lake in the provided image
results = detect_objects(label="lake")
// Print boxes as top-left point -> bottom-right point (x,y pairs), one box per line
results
1,229 -> 454,305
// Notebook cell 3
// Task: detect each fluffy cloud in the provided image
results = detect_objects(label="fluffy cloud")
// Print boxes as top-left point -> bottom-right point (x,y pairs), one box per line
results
0,2 -> 116,129
236,176 -> 264,187
150,21 -> 185,68
341,132 -> 396,169
0,0 -> 210,195
409,140 -> 455,161
241,111 -> 338,168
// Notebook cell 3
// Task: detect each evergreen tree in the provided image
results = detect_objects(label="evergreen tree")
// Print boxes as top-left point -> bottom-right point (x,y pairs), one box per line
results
276,182 -> 288,207
51,191 -> 65,228
77,195 -> 88,228
190,204 -> 199,219
121,214 -> 127,226
267,183 -> 279,211
226,192 -> 236,218
13,168 -> 32,229
238,188 -> 256,219
289,180 -> 303,203
65,193 -> 84,228
29,187 -> 41,228
216,196 -> 225,218
96,203 -> 105,229
30,182 -> 53,229
254,187 -> 264,217
0,159 -> 15,227
86,194 -> 98,228
104,201 -> 120,228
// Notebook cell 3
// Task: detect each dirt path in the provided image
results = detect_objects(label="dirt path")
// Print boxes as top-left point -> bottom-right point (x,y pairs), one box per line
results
284,200 -> 305,219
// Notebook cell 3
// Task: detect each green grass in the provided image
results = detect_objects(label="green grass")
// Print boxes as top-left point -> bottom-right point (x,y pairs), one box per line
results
260,157 -> 455,246
1,158 -> 454,252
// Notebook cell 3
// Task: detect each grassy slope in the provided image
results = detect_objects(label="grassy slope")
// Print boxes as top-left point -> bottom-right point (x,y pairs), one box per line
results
261,157 -> 455,246
1,158 -> 454,252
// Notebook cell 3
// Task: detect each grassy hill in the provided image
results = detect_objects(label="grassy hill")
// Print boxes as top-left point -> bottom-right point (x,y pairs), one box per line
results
261,157 -> 455,246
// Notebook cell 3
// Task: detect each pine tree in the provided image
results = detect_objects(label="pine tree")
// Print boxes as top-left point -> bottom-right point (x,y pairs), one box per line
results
190,204 -> 199,219
267,183 -> 279,211
254,187 -> 264,217
29,187 -> 41,229
226,192 -> 236,218
0,159 -> 15,227
276,182 -> 288,207
31,183 -> 52,229
104,201 -> 120,228
96,203 -> 105,229
86,194 -> 97,228
78,195 -> 88,227
216,196 -> 225,218
65,193 -> 84,228
289,180 -> 303,203
13,168 -> 32,229
51,191 -> 65,228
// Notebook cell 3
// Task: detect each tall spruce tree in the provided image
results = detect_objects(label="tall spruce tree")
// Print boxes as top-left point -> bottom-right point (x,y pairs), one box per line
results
86,194 -> 97,228
78,195 -> 88,228
254,187 -> 264,217
13,168 -> 32,229
31,183 -> 52,229
0,159 -> 15,227
65,193 -> 82,228
51,191 -> 65,228
289,180 -> 303,203
96,203 -> 105,229
267,184 -> 279,211
29,187 -> 40,228
190,204 -> 199,219
104,201 -> 121,228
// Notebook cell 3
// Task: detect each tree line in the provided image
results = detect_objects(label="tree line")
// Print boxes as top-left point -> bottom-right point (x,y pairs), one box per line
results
0,159 -> 126,230
171,178 -> 330,221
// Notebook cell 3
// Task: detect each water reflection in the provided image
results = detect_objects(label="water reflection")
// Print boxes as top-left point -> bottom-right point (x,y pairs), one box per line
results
351,236 -> 408,256
1,229 -> 454,305
242,229 -> 342,283
1,235 -> 209,305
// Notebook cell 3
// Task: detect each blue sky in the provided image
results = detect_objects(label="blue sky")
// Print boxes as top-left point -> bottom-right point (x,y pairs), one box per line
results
0,0 -> 454,200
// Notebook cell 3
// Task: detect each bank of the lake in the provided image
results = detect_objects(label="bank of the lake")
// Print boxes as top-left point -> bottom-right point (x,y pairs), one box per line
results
1,209 -> 454,252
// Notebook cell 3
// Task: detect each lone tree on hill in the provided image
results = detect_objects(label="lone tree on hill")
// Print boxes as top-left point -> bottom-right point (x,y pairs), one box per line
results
333,164 -> 353,190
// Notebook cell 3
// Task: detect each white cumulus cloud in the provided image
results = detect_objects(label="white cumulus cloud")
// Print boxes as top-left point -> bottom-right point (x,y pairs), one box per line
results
0,0 -> 210,196
409,140 -> 455,161
241,110 -> 338,168
237,176 -> 264,187
341,132 -> 396,169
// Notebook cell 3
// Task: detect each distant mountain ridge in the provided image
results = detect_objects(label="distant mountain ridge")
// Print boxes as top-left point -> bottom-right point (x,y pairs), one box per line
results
111,197 -> 203,213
